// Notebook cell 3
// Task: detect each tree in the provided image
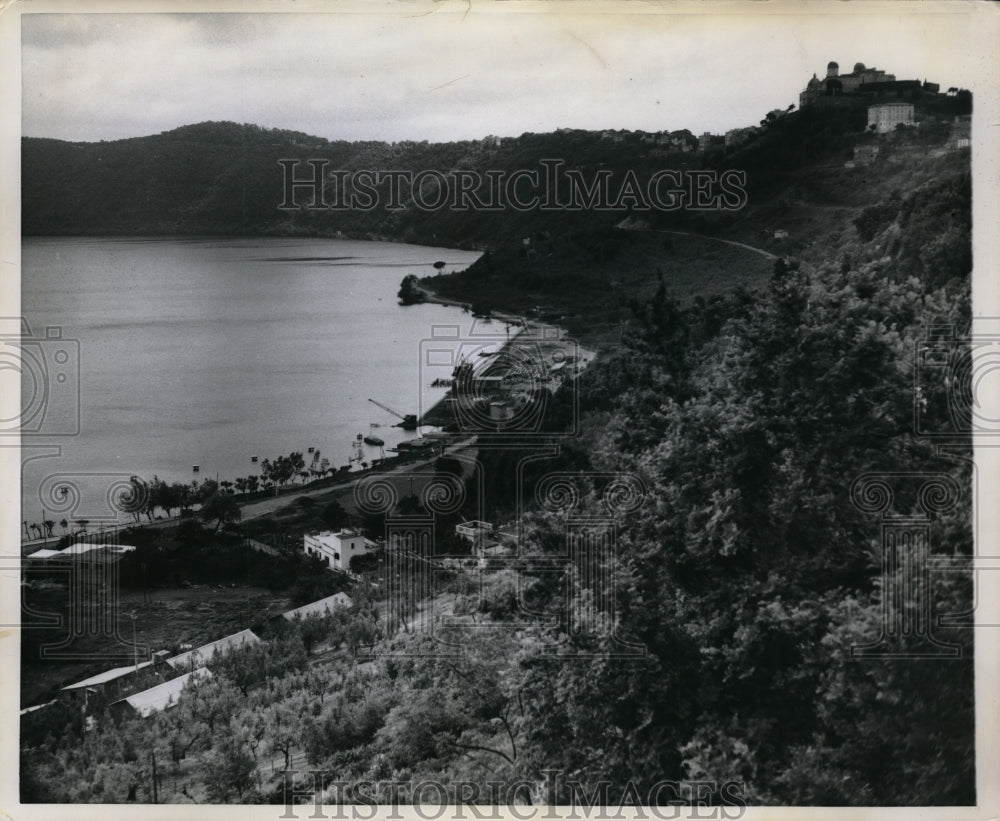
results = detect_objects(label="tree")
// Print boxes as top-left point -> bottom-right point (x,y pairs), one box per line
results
263,697 -> 309,771
172,482 -> 193,514
200,493 -> 241,532
321,499 -> 348,530
261,453 -> 303,490
118,476 -> 149,523
398,274 -> 425,305
196,478 -> 219,503
43,520 -> 55,538
294,612 -> 335,656
147,476 -> 175,518
203,729 -> 256,802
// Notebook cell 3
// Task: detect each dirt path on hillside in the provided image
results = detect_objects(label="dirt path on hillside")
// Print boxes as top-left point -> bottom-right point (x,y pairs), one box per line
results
657,229 -> 779,261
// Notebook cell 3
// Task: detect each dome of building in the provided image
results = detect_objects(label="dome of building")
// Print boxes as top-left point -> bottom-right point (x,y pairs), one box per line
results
828,61 -> 839,69
854,62 -> 866,72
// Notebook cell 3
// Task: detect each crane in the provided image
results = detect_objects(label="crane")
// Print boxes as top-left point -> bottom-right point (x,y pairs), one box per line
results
368,398 -> 418,430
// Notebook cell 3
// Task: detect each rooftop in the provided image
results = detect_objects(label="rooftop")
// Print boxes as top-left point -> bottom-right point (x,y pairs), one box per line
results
281,592 -> 353,621
457,520 -> 493,531
165,629 -> 260,670
20,700 -> 56,716
27,542 -> 136,561
119,668 -> 212,718
62,661 -> 154,690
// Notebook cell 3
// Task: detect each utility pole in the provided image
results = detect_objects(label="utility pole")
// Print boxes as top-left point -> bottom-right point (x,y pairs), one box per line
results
150,751 -> 158,803
130,610 -> 138,671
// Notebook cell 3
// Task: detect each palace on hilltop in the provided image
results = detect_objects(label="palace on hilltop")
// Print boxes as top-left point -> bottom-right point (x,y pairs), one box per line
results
800,61 -> 940,108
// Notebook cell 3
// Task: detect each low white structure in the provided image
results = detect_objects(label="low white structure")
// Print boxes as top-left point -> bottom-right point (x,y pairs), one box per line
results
304,529 -> 376,572
868,102 -> 914,134
456,520 -> 493,544
62,661 -> 154,697
20,701 -> 56,716
165,629 -> 259,670
489,401 -> 515,421
281,592 -> 353,622
116,668 -> 212,718
26,542 -> 135,561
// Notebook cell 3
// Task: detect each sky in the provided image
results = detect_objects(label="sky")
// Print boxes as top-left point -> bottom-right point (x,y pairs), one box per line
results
18,2 -> 993,144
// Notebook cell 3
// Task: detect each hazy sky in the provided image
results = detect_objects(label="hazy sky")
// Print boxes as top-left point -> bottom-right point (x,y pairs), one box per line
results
20,3 -> 990,143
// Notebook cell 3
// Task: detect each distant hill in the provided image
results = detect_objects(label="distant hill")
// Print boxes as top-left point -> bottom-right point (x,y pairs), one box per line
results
418,103 -> 972,342
22,104 -> 971,343
23,121 -> 706,245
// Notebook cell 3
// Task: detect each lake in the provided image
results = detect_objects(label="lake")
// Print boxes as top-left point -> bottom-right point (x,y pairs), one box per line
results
18,237 -> 482,530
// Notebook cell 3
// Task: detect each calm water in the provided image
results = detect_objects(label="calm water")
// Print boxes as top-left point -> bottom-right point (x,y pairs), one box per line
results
19,237 -> 481,527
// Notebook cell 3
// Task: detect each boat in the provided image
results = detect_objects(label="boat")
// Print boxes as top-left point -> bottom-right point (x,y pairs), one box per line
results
363,435 -> 384,447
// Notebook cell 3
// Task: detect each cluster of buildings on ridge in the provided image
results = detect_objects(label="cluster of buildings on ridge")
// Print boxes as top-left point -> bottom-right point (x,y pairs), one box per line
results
697,60 -> 971,154
799,60 -> 940,108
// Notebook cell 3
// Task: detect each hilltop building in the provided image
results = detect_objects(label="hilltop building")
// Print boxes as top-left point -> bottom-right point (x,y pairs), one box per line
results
800,61 -> 938,108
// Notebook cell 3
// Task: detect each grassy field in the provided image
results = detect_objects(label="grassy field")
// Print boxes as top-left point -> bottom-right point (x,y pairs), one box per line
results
21,585 -> 289,706
422,231 -> 776,348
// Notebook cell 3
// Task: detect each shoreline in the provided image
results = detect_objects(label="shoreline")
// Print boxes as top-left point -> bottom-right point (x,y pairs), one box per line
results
19,245 -> 582,548
413,283 -> 594,430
